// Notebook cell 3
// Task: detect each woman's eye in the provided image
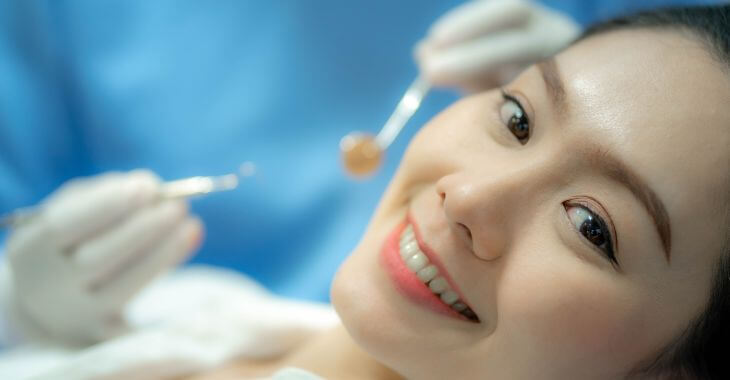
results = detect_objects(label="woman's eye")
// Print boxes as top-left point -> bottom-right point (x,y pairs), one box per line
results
499,92 -> 530,144
565,203 -> 618,265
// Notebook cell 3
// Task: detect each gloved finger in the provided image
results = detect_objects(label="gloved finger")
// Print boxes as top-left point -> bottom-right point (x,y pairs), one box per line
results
74,200 -> 189,289
43,170 -> 162,249
45,172 -> 124,205
5,218 -> 71,279
93,216 -> 203,304
426,0 -> 531,48
6,216 -> 50,259
420,30 -> 546,87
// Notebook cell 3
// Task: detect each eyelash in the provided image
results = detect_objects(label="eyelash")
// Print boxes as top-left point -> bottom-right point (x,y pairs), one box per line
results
564,200 -> 619,267
499,90 -> 530,144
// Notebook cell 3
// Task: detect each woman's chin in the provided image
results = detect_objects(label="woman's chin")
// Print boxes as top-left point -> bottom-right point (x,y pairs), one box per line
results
331,240 -> 386,338
331,223 -> 411,360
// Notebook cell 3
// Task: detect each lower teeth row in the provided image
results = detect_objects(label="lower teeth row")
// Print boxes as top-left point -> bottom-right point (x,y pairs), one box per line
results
399,224 -> 479,322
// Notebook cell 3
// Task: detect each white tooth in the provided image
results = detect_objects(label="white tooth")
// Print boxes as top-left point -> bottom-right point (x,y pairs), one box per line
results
405,252 -> 429,272
451,302 -> 467,312
399,235 -> 415,249
416,265 -> 438,283
428,277 -> 449,294
400,229 -> 415,242
440,290 -> 459,305
400,241 -> 420,260
404,224 -> 413,235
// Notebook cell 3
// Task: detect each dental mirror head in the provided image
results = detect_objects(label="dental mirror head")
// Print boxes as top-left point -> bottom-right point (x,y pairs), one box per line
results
340,77 -> 430,178
340,132 -> 382,177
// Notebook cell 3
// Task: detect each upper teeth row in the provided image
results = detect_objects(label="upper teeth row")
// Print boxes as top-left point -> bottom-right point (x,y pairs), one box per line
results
399,224 -> 468,313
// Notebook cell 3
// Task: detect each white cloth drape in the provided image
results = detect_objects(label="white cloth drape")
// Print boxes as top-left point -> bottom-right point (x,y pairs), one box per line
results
0,265 -> 338,379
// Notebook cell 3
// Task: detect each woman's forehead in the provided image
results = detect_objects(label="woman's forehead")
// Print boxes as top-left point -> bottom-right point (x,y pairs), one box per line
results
566,31 -> 725,169
557,29 -> 730,137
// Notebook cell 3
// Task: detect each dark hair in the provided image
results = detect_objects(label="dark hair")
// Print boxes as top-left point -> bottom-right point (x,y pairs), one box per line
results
578,5 -> 730,380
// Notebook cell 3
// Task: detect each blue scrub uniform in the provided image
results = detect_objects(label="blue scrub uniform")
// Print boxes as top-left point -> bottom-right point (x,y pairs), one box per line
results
0,0 -> 718,301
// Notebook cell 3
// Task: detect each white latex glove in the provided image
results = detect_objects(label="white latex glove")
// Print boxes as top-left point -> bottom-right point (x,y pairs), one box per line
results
2,170 -> 203,346
416,0 -> 580,92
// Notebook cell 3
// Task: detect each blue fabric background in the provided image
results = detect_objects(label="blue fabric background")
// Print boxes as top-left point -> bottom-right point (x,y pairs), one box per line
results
0,0 -> 720,301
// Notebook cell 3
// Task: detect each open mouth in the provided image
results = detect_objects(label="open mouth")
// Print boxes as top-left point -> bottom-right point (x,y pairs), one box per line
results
380,216 -> 480,323
399,221 -> 480,323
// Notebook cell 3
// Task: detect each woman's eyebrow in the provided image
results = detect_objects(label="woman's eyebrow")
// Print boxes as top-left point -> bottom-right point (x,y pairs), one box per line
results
587,146 -> 673,261
536,58 -> 568,114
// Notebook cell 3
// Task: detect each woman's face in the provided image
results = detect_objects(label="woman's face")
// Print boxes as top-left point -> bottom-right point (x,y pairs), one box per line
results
332,29 -> 730,379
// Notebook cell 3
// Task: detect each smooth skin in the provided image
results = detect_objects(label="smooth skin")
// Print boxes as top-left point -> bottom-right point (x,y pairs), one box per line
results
194,28 -> 730,380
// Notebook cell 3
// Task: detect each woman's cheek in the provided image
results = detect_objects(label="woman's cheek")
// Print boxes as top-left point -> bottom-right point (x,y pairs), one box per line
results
498,260 -> 649,369
395,92 -> 499,188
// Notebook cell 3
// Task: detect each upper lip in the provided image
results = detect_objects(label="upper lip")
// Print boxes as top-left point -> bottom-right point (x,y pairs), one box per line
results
407,213 -> 478,316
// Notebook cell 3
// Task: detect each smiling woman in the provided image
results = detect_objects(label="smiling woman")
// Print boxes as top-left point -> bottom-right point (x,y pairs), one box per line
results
330,5 -> 730,380
122,5 -> 730,380
4,4 -> 727,380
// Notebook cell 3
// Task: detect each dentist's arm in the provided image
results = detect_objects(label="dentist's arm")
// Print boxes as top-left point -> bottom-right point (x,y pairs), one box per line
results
0,170 -> 203,346
416,0 -> 580,92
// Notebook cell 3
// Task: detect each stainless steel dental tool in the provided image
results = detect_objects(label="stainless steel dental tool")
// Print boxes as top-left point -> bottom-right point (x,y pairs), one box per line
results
0,173 -> 244,230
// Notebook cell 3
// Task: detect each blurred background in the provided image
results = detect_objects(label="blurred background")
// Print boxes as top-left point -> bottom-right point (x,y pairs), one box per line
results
0,0 -> 715,302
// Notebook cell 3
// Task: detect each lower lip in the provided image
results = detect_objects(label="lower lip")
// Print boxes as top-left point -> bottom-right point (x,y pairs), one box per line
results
379,219 -> 467,321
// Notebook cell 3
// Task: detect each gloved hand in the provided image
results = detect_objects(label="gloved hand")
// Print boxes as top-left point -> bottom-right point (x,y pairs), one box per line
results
415,0 -> 580,92
2,170 -> 203,346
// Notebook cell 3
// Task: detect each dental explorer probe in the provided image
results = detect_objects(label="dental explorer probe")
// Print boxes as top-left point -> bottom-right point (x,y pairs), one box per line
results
341,76 -> 430,177
0,173 -> 243,230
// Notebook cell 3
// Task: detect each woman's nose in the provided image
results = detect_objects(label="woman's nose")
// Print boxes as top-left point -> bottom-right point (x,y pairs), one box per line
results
435,166 -> 545,261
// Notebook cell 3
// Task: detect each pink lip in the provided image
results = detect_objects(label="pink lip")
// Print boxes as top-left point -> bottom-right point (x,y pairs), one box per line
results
379,215 -> 474,322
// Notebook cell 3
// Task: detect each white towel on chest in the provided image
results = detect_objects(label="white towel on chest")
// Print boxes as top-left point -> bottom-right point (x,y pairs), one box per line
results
0,265 -> 338,380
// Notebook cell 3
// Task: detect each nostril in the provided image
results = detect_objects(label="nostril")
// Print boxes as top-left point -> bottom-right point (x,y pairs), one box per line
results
457,222 -> 472,243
